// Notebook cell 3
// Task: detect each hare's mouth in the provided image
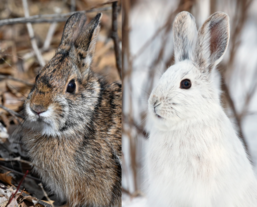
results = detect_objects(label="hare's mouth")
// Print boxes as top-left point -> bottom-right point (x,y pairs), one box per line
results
155,114 -> 163,119
155,113 -> 163,119
153,102 -> 163,119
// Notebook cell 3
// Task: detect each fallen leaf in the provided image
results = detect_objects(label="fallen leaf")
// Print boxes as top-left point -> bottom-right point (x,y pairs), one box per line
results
41,200 -> 54,205
0,172 -> 12,185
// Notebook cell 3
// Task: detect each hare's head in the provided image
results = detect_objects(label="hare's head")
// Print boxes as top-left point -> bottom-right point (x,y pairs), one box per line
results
24,13 -> 102,136
148,11 -> 230,129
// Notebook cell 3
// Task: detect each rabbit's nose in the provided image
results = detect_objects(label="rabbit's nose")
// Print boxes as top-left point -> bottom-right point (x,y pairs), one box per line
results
30,104 -> 46,115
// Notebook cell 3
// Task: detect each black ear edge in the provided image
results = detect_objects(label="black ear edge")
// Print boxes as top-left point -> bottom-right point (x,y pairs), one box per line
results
90,13 -> 102,28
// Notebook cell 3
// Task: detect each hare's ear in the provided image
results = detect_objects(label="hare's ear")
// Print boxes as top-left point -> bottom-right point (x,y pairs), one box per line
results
74,13 -> 101,75
173,11 -> 197,63
194,12 -> 230,73
57,13 -> 86,53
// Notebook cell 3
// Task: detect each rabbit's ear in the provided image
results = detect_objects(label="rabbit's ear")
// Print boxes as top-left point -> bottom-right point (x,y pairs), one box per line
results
74,13 -> 102,75
173,11 -> 197,63
57,13 -> 86,53
194,12 -> 230,73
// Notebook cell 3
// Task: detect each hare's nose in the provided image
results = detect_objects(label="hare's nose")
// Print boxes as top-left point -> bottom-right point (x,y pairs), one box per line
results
30,104 -> 46,115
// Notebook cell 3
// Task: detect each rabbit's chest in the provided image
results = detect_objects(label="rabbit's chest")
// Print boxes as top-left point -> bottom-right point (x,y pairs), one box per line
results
148,131 -> 221,181
23,134 -> 81,185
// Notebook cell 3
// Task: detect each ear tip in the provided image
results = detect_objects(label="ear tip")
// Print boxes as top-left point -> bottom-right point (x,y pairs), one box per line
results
173,11 -> 197,34
94,13 -> 102,22
175,11 -> 195,21
69,12 -> 84,20
211,11 -> 230,22
173,11 -> 196,28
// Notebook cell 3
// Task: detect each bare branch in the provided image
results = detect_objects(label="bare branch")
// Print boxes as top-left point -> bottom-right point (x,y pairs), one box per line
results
0,75 -> 34,86
22,0 -> 45,67
0,7 -> 111,26
0,157 -> 53,172
0,157 -> 31,166
111,2 -> 122,79
0,104 -> 24,119
38,183 -> 54,207
71,0 -> 76,12
221,77 -> 249,155
43,8 -> 62,50
0,165 -> 41,182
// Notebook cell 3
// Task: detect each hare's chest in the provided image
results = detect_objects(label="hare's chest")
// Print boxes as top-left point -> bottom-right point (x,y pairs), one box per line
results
147,131 -> 218,181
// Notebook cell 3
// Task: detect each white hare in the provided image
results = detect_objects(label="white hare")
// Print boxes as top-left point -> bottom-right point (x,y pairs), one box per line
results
146,11 -> 257,207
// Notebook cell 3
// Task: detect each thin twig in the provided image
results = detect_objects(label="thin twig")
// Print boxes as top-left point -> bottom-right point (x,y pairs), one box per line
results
43,8 -> 61,50
22,0 -> 45,67
0,7 -> 111,26
221,78 -> 249,154
22,48 -> 49,60
0,75 -> 34,86
71,0 -> 76,12
0,104 -> 24,119
38,183 -> 54,207
0,157 -> 53,172
0,157 -> 31,165
0,165 -> 41,182
5,170 -> 29,207
111,2 -> 122,79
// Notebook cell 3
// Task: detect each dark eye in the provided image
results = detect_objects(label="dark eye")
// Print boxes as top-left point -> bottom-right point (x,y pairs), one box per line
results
180,79 -> 191,89
35,74 -> 39,81
66,79 -> 76,93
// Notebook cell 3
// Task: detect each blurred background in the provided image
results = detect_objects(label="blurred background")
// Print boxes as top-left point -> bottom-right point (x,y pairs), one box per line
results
122,0 -> 257,206
0,0 -> 121,206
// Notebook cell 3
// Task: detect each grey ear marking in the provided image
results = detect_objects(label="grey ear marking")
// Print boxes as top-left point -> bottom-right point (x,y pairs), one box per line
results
173,11 -> 198,63
195,12 -> 230,72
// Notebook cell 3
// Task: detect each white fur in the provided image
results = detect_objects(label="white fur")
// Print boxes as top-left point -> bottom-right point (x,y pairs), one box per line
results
24,102 -> 61,136
85,56 -> 92,68
146,12 -> 257,207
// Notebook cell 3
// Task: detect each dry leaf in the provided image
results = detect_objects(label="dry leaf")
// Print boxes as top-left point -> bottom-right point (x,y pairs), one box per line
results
7,196 -> 19,207
0,172 -> 13,185
41,200 -> 54,205
0,196 -> 8,207
3,92 -> 23,111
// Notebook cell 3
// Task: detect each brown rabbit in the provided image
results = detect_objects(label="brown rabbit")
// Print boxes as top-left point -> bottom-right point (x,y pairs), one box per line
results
20,13 -> 121,207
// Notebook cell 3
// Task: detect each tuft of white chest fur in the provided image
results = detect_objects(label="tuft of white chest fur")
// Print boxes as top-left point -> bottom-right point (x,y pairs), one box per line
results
146,109 -> 257,207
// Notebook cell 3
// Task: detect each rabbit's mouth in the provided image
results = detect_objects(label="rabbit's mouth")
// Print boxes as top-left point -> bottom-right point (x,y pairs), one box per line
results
36,116 -> 47,123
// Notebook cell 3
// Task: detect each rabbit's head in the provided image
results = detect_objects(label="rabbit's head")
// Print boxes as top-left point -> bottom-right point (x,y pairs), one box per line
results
148,11 -> 230,130
24,13 -> 102,136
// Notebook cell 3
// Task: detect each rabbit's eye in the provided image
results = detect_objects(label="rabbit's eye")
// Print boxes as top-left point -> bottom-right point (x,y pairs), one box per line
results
180,79 -> 191,89
35,75 -> 39,81
66,79 -> 76,93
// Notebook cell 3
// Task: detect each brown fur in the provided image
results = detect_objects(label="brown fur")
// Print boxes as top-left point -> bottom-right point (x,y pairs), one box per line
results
20,13 -> 121,207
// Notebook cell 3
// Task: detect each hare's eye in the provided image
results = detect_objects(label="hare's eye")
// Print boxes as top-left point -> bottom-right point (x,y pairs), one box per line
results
35,75 -> 39,81
66,79 -> 76,93
180,79 -> 191,89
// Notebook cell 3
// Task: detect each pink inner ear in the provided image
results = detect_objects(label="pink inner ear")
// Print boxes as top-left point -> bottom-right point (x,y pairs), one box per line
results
210,17 -> 227,60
